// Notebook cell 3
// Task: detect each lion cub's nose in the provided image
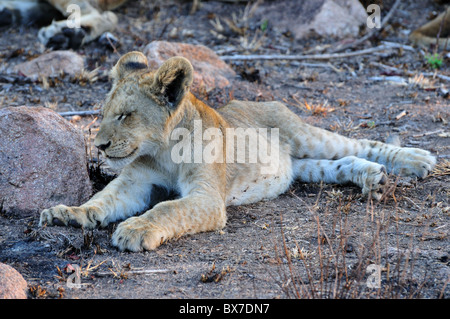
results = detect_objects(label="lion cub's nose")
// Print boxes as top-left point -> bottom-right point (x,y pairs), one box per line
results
96,141 -> 111,151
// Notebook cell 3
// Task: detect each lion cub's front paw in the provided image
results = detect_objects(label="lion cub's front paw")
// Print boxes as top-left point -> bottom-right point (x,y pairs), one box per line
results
112,217 -> 166,252
39,204 -> 104,229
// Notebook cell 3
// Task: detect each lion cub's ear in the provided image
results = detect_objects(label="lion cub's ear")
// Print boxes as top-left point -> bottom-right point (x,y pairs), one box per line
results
151,56 -> 194,109
111,51 -> 148,82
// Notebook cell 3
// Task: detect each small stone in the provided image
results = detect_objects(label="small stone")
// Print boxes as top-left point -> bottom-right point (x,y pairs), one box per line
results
12,50 -> 84,81
143,41 -> 236,93
345,243 -> 354,253
0,263 -> 27,299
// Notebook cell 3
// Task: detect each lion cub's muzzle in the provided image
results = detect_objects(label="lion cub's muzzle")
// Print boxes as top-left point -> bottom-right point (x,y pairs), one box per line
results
94,138 -> 139,163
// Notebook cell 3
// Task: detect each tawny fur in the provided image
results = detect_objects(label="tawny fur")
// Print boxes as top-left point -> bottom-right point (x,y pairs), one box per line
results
409,7 -> 450,50
40,52 -> 436,252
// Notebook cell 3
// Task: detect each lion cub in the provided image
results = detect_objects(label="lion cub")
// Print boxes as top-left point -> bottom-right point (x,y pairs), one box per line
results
40,52 -> 436,251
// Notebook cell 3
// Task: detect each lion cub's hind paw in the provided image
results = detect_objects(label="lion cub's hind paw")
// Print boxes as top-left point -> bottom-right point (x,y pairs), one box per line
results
362,165 -> 388,201
393,148 -> 436,179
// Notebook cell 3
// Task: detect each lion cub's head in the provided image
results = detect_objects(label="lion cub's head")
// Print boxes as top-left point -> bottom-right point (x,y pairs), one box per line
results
94,51 -> 193,168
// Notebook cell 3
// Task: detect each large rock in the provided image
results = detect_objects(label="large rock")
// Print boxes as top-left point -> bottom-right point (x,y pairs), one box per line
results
0,106 -> 92,216
143,41 -> 236,93
0,263 -> 27,299
254,0 -> 367,39
12,50 -> 84,81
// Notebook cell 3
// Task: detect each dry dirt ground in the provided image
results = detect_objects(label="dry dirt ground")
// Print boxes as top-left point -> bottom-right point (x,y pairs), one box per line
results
0,0 -> 449,299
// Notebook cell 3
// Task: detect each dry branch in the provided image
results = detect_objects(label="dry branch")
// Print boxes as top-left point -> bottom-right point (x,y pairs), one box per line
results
371,61 -> 450,82
58,110 -> 101,117
220,43 -> 403,61
412,129 -> 444,138
95,268 -> 170,277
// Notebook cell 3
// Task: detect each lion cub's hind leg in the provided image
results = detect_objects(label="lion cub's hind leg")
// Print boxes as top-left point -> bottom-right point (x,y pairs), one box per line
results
276,101 -> 436,180
281,107 -> 435,199
356,140 -> 436,179
291,133 -> 435,200
293,156 -> 388,200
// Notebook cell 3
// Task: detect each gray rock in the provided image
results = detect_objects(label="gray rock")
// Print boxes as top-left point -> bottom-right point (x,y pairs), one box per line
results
254,0 -> 367,40
0,106 -> 92,217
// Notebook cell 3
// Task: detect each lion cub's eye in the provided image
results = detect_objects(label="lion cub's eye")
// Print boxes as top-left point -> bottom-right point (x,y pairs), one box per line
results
117,113 -> 131,121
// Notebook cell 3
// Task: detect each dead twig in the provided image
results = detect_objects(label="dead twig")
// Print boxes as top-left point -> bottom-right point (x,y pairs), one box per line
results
221,43 -> 402,61
380,41 -> 415,52
58,110 -> 101,117
435,7 -> 448,52
371,61 -> 450,82
105,34 -> 120,59
412,129 -> 444,138
291,62 -> 342,73
395,110 -> 407,120
95,268 -> 170,277
431,159 -> 450,177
